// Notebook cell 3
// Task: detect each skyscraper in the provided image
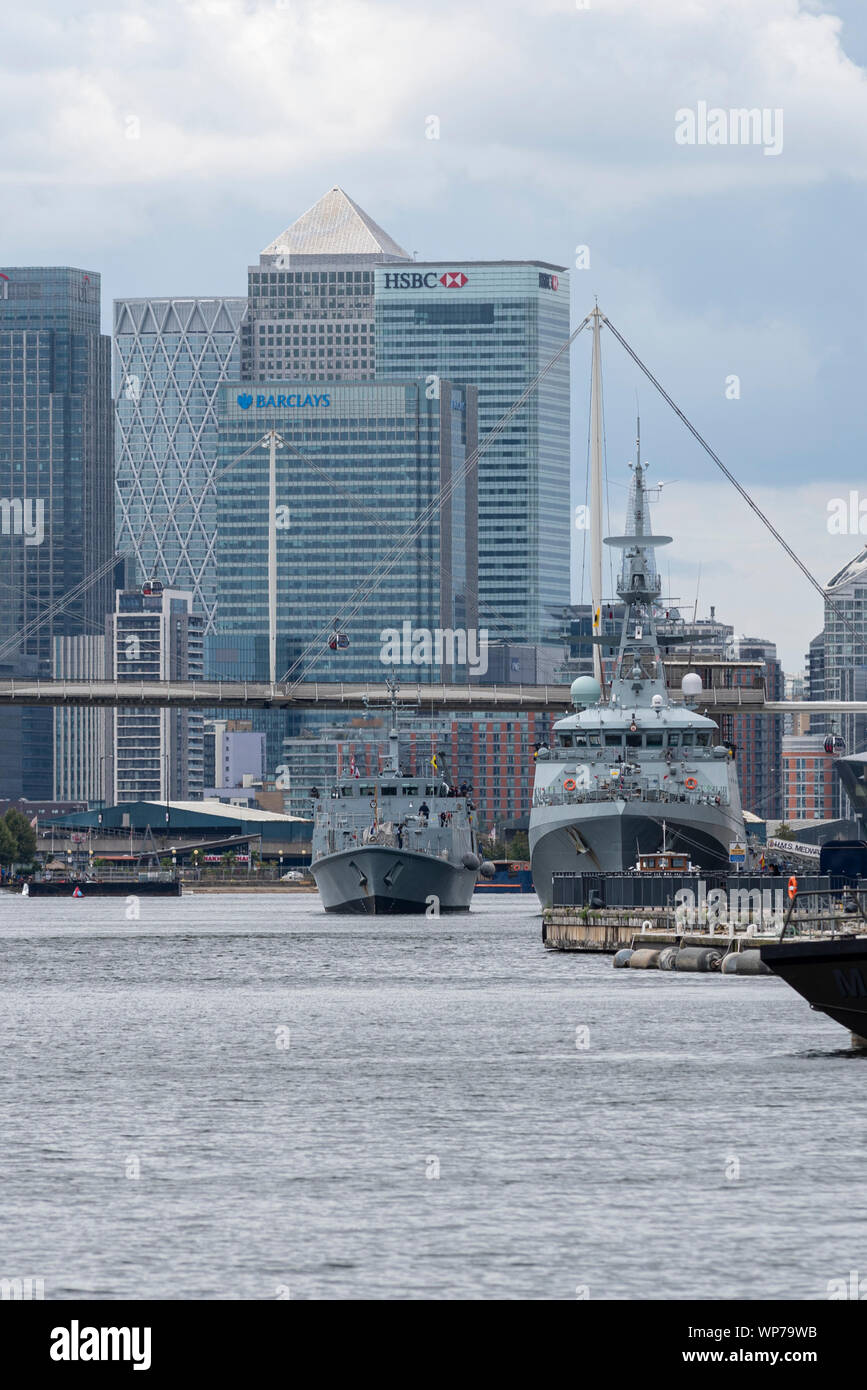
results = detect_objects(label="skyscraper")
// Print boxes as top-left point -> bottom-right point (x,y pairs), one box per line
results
375,260 -> 570,645
241,186 -> 411,382
0,266 -> 114,795
821,549 -> 867,814
214,379 -> 478,685
114,296 -> 247,631
107,585 -> 204,803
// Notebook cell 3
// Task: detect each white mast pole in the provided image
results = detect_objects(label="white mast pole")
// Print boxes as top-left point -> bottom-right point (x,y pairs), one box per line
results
268,429 -> 278,687
590,306 -> 604,688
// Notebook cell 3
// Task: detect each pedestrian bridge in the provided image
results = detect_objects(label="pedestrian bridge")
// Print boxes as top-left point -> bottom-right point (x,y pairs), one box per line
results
0,677 -> 815,713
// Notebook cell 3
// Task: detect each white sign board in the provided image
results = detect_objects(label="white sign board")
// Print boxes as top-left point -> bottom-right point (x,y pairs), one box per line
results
766,837 -> 820,860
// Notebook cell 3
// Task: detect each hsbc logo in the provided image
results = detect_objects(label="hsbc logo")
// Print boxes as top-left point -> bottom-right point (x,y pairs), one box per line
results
382,270 -> 469,289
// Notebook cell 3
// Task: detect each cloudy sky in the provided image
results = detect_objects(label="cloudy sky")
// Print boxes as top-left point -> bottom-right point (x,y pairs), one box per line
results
2,0 -> 866,667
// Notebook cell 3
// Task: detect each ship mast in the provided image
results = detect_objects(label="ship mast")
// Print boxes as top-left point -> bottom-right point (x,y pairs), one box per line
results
604,456 -> 673,709
589,306 -> 605,689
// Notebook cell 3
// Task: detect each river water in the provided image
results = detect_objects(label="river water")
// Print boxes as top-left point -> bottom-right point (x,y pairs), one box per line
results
0,892 -> 861,1300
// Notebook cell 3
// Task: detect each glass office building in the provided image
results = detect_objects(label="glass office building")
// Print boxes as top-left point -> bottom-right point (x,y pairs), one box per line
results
375,262 -> 570,645
114,296 -> 247,631
214,379 -> 478,686
0,266 -> 114,796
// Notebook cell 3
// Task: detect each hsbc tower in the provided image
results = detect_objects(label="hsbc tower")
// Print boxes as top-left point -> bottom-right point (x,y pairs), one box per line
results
375,260 -> 570,646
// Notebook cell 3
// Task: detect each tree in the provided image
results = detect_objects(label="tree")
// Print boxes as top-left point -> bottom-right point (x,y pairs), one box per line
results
4,808 -> 37,862
0,818 -> 17,866
774,823 -> 796,841
505,831 -> 529,860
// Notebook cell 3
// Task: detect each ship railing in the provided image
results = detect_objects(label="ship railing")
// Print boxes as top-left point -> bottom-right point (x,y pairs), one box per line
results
321,825 -> 472,858
533,785 -> 730,809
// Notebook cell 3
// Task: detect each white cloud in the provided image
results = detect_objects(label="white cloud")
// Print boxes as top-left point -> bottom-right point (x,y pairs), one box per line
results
0,0 -> 865,217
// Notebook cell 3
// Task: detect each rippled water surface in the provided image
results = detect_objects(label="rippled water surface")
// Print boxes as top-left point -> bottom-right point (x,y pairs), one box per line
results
0,891 -> 861,1300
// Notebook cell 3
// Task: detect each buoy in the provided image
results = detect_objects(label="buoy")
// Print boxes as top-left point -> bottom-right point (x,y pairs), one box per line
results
628,948 -> 661,969
72,886 -> 83,898
657,945 -> 680,970
563,778 -> 577,791
613,948 -> 633,968
721,950 -> 772,976
787,875 -> 798,901
684,776 -> 698,790
674,946 -> 722,972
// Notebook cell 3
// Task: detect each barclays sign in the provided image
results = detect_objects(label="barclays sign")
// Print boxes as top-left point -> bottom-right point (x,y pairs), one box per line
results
237,392 -> 331,409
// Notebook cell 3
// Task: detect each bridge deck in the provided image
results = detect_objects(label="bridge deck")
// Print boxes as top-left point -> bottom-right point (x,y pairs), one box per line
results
0,678 -> 795,713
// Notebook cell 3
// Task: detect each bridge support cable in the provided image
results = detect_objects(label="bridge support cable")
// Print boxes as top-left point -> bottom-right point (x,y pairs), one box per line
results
0,551 -> 120,665
601,313 -> 856,643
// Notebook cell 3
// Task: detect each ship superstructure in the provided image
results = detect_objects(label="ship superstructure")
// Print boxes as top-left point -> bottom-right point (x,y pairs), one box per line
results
529,458 -> 745,907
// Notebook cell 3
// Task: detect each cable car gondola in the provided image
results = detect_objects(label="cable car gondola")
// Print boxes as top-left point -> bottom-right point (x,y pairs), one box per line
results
824,735 -> 846,755
328,622 -> 350,651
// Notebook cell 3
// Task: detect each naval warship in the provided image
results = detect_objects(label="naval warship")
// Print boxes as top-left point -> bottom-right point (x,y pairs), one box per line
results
529,458 -> 745,908
310,681 -> 491,914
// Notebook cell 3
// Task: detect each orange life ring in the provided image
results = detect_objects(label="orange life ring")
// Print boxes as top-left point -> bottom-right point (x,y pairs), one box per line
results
563,778 -> 577,791
684,777 -> 698,790
788,875 -> 798,901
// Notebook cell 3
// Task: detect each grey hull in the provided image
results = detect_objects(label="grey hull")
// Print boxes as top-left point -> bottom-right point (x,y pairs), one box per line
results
311,845 -> 478,914
530,798 -> 742,908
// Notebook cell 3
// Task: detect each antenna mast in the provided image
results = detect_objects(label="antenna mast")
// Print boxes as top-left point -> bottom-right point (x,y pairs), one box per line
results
589,306 -> 604,687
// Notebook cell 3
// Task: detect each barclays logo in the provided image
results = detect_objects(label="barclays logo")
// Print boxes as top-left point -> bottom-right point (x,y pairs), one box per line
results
236,392 -> 330,409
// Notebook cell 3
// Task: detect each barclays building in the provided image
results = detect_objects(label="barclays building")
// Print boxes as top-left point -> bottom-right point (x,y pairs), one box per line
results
213,378 -> 478,688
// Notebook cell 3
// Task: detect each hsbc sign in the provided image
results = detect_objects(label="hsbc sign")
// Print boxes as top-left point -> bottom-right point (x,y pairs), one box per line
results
382,271 -> 469,289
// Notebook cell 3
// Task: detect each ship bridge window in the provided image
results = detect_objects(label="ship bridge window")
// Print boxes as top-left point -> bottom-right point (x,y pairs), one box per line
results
573,734 -> 587,747
695,732 -> 711,747
588,733 -> 601,747
645,732 -> 663,747
380,786 -> 398,796
681,733 -> 695,747
359,786 -> 375,796
340,786 -> 356,796
402,785 -> 419,795
605,734 -> 623,748
626,733 -> 641,749
425,785 -> 438,796
667,732 -> 681,747
559,734 -> 574,747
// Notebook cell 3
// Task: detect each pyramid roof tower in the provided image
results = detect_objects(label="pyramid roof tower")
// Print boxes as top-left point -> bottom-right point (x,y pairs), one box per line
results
261,187 -> 411,263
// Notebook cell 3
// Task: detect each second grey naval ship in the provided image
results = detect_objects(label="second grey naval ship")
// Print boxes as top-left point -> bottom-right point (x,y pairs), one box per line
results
530,458 -> 745,908
310,681 -> 491,914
